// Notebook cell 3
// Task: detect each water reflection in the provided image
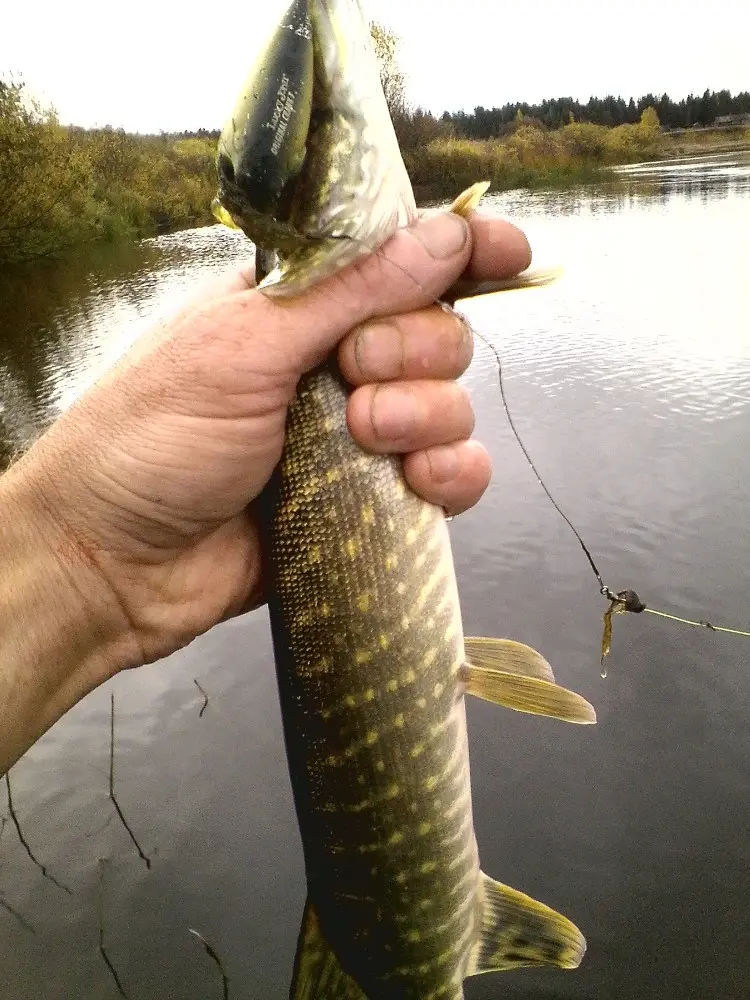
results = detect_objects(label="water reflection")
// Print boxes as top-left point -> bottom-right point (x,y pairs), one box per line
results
0,156 -> 749,999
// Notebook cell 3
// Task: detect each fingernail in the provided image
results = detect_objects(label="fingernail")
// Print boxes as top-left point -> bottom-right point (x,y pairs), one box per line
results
370,386 -> 419,441
354,323 -> 403,380
412,213 -> 469,260
426,444 -> 460,484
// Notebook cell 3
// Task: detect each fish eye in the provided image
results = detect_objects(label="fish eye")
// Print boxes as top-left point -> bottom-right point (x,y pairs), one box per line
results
218,153 -> 236,185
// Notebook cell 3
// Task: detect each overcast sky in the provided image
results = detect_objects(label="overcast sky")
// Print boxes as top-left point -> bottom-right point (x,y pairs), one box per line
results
2,0 -> 748,132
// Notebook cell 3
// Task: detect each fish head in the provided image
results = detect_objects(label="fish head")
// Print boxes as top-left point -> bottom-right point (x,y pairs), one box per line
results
214,0 -> 417,296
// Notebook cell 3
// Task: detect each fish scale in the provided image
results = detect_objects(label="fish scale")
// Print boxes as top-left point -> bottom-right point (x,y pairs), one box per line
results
265,364 -> 477,996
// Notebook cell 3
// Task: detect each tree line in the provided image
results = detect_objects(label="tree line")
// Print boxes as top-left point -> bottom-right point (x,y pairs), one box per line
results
0,77 -> 216,264
2,34 -> 748,267
442,89 -> 750,138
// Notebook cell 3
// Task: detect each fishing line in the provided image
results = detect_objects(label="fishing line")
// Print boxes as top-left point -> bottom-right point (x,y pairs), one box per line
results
469,322 -> 750,673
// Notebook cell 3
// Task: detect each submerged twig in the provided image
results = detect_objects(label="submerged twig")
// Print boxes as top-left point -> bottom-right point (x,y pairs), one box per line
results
0,893 -> 36,934
4,773 -> 72,894
98,859 -> 129,998
189,928 -> 230,1000
193,679 -> 209,719
109,694 -> 151,869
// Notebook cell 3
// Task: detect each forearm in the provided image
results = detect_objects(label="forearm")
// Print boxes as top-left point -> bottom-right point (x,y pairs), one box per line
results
0,461 -> 134,774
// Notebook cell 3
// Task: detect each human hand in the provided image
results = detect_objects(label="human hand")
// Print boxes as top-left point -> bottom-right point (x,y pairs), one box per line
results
5,212 -> 531,688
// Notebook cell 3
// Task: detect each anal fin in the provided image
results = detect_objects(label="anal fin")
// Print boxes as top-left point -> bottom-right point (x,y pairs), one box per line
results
462,638 -> 596,724
291,899 -> 368,1000
466,872 -> 586,977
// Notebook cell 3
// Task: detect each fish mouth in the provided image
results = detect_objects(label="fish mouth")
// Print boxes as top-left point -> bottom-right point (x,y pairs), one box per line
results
214,0 -> 315,237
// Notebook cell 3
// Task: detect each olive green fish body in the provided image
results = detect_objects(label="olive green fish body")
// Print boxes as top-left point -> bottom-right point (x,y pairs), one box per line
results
265,363 -> 478,997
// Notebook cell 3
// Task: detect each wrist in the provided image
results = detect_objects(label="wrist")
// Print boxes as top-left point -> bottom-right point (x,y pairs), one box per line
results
0,457 -> 139,772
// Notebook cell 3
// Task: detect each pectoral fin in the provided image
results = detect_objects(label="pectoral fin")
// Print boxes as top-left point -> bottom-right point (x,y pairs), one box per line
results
291,900 -> 368,1000
449,181 -> 491,216
463,638 -> 596,724
466,872 -> 586,977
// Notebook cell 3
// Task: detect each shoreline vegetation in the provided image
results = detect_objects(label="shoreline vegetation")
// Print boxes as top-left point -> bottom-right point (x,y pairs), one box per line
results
2,28 -> 749,264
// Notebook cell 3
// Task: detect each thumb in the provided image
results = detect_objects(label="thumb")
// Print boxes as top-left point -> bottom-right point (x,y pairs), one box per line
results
238,211 -> 473,374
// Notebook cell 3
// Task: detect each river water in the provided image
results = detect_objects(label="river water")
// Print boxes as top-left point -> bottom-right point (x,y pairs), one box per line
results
0,152 -> 748,999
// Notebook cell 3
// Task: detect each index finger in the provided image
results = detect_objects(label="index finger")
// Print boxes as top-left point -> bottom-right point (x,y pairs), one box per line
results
464,214 -> 532,281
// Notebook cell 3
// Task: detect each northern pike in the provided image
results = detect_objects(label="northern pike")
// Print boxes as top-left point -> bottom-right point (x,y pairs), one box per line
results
214,2 -> 596,998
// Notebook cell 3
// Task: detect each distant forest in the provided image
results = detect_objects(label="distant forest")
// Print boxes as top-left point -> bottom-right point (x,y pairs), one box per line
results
442,89 -> 750,138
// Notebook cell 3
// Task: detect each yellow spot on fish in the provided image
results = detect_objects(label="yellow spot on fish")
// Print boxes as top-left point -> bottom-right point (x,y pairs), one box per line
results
366,730 -> 380,746
387,679 -> 399,693
357,593 -> 371,613
379,633 -> 391,650
387,517 -> 396,532
364,688 -> 375,702
307,546 -> 321,565
406,930 -> 421,943
403,668 -> 416,684
433,682 -> 445,699
361,505 -> 375,526
356,649 -> 372,665
321,602 -> 331,618
326,755 -> 338,766
345,695 -> 357,708
401,615 -> 410,630
375,760 -> 385,772
314,656 -> 331,673
358,775 -> 367,786
393,714 -> 405,728
419,506 -> 432,526
419,898 -> 434,911
386,783 -> 400,799
397,582 -> 407,595
344,538 -> 360,560
396,871 -> 407,885
326,468 -> 342,483
350,798 -> 372,813
388,831 -> 404,845
415,552 -> 427,570
423,648 -> 438,668
394,481 -> 406,498
326,507 -> 338,521
410,743 -> 426,759
425,776 -> 439,791
384,552 -> 398,571
406,527 -> 418,545
417,698 -> 427,710
419,825 -> 433,839
323,416 -> 334,433
321,709 -> 331,721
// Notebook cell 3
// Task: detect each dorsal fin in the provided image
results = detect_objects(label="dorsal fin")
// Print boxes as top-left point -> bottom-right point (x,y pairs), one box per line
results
462,637 -> 596,724
291,900 -> 368,1000
466,872 -> 586,977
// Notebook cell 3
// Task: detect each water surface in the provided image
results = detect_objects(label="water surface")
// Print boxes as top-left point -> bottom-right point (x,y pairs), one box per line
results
0,152 -> 748,999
